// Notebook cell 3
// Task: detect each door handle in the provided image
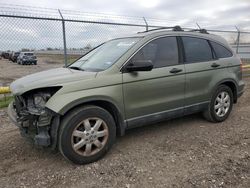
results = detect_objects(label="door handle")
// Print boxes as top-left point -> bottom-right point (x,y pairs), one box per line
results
170,68 -> 183,74
211,63 -> 220,68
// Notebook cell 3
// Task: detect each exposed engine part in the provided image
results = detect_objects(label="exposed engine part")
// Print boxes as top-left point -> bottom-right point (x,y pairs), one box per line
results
35,126 -> 51,146
13,91 -> 58,147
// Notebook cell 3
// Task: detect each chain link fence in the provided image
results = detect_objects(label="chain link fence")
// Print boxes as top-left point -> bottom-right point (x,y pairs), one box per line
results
0,3 -> 250,66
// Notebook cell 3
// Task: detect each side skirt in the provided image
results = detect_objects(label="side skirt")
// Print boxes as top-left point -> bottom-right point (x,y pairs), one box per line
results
126,101 -> 209,129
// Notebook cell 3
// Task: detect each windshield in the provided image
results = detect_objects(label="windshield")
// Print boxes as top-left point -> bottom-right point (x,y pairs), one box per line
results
69,37 -> 140,71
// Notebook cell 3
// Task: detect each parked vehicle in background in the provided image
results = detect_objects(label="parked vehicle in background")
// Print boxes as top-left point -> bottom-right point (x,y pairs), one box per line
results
10,52 -> 21,62
8,26 -> 245,164
2,51 -> 10,59
17,52 -> 37,65
8,51 -> 13,61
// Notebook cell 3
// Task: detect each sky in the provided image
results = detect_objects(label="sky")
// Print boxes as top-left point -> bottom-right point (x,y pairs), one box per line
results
0,0 -> 250,51
3,0 -> 250,29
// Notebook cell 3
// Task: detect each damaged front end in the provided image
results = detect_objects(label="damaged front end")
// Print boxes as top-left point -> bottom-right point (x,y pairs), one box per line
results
8,87 -> 61,148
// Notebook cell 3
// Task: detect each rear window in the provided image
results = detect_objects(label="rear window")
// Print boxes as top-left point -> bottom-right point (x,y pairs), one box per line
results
182,37 -> 213,63
210,41 -> 232,58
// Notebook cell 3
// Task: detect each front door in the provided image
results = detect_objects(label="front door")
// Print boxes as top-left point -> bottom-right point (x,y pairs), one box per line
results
122,36 -> 186,127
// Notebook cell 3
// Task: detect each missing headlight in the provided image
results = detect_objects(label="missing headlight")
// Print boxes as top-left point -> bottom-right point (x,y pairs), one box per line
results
21,87 -> 62,115
33,93 -> 51,108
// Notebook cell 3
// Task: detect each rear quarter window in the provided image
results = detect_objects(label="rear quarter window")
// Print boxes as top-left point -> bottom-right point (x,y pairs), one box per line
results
210,41 -> 233,58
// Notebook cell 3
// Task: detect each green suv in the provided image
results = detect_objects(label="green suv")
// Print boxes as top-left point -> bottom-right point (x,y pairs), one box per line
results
8,27 -> 245,164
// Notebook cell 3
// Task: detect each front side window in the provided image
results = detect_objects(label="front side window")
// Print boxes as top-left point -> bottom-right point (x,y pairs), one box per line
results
182,37 -> 213,63
210,41 -> 232,58
130,37 -> 179,68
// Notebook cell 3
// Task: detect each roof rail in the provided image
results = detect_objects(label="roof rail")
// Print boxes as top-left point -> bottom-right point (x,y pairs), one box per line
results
189,28 -> 209,34
173,26 -> 184,31
138,26 -> 209,34
138,25 -> 183,33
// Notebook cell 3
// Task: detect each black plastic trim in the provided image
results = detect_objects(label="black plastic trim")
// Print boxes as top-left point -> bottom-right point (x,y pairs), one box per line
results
126,107 -> 184,129
177,36 -> 184,64
126,101 -> 209,129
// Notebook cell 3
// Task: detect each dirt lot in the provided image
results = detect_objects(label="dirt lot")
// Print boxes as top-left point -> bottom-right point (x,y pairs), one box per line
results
0,58 -> 62,86
0,58 -> 249,188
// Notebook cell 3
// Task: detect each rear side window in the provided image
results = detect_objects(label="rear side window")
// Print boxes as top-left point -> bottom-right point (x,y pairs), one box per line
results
182,37 -> 213,63
210,41 -> 232,58
131,37 -> 179,68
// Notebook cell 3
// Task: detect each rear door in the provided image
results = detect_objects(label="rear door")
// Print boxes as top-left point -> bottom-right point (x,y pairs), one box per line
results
182,36 -> 229,113
122,36 -> 186,127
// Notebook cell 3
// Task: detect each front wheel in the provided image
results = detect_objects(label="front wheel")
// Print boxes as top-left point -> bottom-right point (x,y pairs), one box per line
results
203,85 -> 233,122
59,106 -> 116,164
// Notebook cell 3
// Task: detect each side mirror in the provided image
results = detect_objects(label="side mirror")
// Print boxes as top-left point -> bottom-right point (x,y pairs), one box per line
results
126,60 -> 153,72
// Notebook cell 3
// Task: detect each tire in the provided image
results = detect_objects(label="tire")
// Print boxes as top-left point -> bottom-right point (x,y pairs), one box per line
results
59,105 -> 116,164
203,85 -> 233,122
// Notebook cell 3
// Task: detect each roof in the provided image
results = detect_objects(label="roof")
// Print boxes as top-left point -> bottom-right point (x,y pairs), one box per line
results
133,26 -> 230,48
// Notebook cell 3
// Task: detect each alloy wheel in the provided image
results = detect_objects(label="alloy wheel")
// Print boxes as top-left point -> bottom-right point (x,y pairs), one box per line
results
71,117 -> 109,157
214,91 -> 231,117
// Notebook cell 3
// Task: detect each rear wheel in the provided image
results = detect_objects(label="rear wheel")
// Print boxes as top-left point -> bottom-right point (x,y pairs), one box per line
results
59,106 -> 116,164
203,85 -> 233,122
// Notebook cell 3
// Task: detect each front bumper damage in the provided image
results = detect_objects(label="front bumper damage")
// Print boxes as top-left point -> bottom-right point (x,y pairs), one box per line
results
8,97 -> 60,148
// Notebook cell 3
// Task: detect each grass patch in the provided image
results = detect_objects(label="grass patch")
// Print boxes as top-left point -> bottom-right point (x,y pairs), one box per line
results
0,96 -> 13,108
243,67 -> 250,73
243,69 -> 250,77
241,58 -> 250,64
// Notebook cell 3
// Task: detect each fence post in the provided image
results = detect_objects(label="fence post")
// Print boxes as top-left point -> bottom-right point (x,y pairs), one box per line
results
143,17 -> 148,31
58,9 -> 68,67
196,22 -> 201,29
235,26 -> 241,54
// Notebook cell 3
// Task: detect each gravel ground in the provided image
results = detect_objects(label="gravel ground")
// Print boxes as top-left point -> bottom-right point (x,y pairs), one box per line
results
0,58 -> 61,86
0,58 -> 249,188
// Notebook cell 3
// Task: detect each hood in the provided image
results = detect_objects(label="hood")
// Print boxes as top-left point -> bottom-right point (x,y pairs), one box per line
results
10,67 -> 97,95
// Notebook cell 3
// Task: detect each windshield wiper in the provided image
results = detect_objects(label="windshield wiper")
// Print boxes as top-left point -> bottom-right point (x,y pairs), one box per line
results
68,66 -> 85,71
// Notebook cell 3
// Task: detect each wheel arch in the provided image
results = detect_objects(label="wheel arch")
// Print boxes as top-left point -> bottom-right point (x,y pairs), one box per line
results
212,79 -> 238,103
59,99 -> 126,136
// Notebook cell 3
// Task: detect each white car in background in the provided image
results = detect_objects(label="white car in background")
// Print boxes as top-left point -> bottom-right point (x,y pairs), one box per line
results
17,52 -> 37,65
